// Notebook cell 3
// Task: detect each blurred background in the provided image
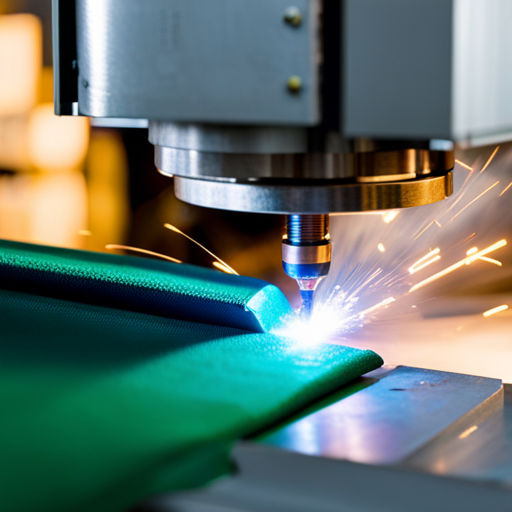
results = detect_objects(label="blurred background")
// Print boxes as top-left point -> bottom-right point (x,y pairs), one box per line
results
0,0 -> 297,300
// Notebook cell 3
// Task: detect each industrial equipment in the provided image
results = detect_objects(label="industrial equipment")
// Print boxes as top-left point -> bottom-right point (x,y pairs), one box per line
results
52,1 -> 512,510
57,0 -> 512,311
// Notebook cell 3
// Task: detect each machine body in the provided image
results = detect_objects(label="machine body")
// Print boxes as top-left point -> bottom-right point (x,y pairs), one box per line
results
53,0 -> 512,311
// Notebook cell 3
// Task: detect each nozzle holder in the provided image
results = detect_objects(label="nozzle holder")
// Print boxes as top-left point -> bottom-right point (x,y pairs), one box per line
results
282,214 -> 331,280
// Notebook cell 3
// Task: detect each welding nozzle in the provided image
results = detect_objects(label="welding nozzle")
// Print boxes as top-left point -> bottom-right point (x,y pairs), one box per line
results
282,214 -> 332,317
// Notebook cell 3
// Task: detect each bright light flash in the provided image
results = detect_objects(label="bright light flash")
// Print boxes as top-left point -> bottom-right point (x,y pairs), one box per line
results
378,243 -> 385,252
483,305 -> 508,318
278,288 -> 395,346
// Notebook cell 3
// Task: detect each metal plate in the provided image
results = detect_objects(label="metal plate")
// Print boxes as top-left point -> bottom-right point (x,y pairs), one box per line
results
260,366 -> 503,464
76,0 -> 320,124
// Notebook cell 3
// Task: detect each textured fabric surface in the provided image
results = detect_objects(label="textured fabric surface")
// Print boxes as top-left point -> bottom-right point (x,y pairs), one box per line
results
0,240 -> 291,333
0,241 -> 383,512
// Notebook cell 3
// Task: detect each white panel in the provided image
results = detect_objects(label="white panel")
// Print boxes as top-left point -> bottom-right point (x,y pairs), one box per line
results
453,0 -> 512,143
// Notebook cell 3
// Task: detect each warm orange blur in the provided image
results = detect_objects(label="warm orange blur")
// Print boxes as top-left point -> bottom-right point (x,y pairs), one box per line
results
0,11 -> 99,249
0,14 -> 40,116
28,103 -> 90,170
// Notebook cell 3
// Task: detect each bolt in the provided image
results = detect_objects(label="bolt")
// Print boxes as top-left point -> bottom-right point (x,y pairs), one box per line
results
287,75 -> 302,94
283,6 -> 302,27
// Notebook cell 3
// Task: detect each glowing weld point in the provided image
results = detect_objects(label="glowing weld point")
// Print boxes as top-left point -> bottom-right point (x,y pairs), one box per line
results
483,305 -> 508,318
383,211 -> 398,223
105,244 -> 182,263
466,247 -> 478,256
164,223 -> 238,275
378,243 -> 385,252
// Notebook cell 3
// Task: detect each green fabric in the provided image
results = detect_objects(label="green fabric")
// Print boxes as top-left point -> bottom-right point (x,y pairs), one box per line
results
0,240 -> 291,333
0,241 -> 383,512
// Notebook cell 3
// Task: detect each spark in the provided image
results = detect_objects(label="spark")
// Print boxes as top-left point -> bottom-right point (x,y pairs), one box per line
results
357,297 -> 395,317
378,243 -> 385,252
480,146 -> 499,173
164,223 -> 238,275
478,257 -> 502,266
105,244 -> 182,263
409,248 -> 441,275
413,220 -> 442,240
455,159 -> 473,171
409,239 -> 507,293
278,288 -> 394,346
451,181 -> 500,221
483,305 -> 509,318
383,211 -> 398,223
466,247 -> 478,256
462,233 -> 477,244
500,181 -> 512,197
78,230 -> 92,236
459,426 -> 478,439
212,261 -> 237,274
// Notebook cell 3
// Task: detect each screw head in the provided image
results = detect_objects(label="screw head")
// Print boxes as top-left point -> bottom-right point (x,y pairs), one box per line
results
287,75 -> 302,94
283,6 -> 302,27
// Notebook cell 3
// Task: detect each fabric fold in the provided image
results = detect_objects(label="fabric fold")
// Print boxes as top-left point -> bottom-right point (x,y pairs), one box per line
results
0,239 -> 291,332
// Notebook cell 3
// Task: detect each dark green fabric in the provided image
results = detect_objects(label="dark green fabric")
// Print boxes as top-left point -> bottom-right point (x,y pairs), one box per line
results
0,241 -> 383,512
0,240 -> 291,333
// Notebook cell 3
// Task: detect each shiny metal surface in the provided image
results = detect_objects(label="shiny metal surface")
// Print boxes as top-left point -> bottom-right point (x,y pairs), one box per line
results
149,123 -> 308,154
282,244 -> 331,265
157,146 -> 453,180
156,147 -> 350,180
140,376 -> 512,512
173,172 -> 453,214
260,366 -> 503,465
76,0 -> 320,124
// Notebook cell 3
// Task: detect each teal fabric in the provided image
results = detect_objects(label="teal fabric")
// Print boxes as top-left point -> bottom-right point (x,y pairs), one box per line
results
0,241 -> 383,512
0,240 -> 291,333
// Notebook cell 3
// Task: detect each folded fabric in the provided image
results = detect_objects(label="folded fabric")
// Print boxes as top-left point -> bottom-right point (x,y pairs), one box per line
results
0,241 -> 383,512
0,239 -> 291,333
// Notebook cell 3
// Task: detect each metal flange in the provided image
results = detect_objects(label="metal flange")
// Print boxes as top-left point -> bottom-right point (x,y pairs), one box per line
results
172,172 -> 453,214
